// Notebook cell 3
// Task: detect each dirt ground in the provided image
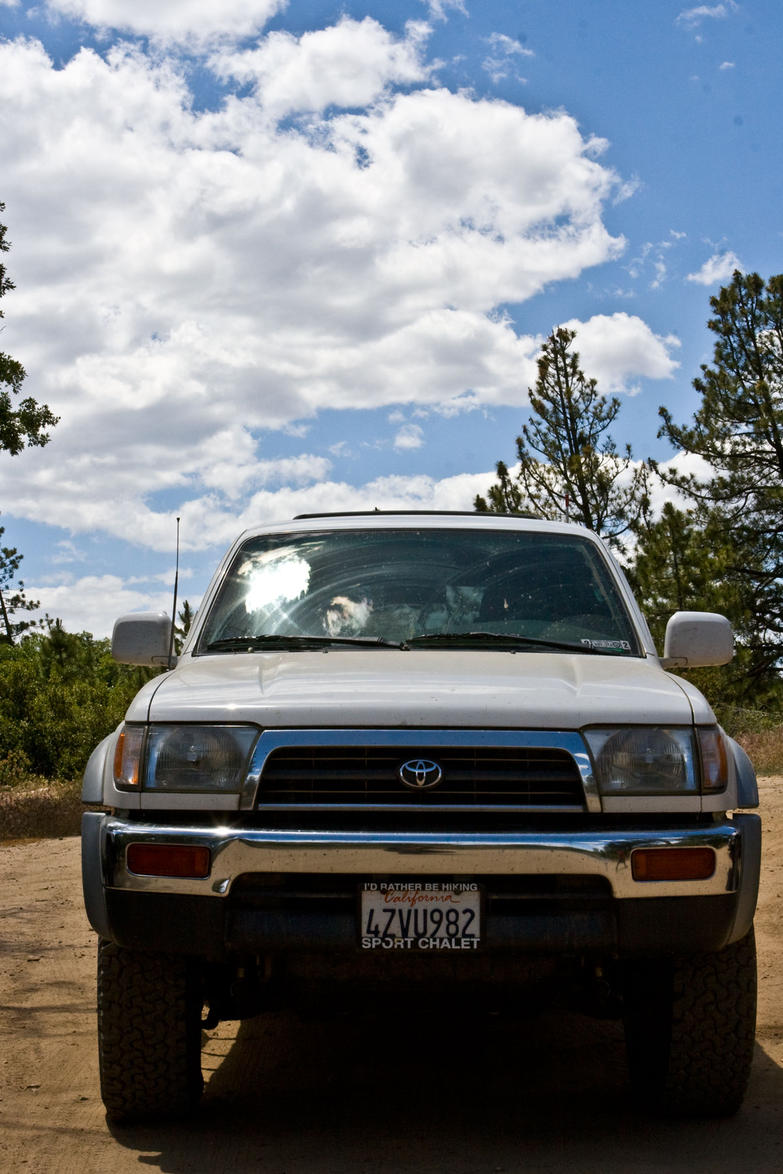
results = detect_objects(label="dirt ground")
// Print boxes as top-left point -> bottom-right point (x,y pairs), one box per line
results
2,783 -> 783,1174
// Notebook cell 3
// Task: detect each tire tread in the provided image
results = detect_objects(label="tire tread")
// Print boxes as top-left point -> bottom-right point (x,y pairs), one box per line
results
97,939 -> 203,1123
625,927 -> 757,1117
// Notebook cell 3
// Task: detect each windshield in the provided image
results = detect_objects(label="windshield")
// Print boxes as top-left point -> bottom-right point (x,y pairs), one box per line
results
197,527 -> 641,655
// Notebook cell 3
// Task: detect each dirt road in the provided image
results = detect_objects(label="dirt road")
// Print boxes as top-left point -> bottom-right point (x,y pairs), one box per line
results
2,782 -> 783,1173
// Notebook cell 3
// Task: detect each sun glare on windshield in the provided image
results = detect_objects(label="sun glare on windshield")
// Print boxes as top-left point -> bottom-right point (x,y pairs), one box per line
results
240,550 -> 312,613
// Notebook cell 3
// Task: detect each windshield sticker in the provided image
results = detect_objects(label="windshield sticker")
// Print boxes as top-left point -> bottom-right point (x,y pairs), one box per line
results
581,638 -> 632,651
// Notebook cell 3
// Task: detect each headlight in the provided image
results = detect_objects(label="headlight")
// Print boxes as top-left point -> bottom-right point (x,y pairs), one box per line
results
113,723 -> 259,793
585,727 -> 697,796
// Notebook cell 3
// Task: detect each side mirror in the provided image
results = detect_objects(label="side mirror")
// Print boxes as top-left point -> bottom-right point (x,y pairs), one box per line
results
662,611 -> 734,669
112,612 -> 174,667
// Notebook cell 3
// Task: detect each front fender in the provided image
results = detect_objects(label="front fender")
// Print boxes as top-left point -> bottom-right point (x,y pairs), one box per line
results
81,731 -> 118,804
728,736 -> 759,808
81,811 -> 111,939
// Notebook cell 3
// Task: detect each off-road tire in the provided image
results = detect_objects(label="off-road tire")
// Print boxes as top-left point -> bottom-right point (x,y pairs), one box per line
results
97,939 -> 204,1123
624,926 -> 757,1117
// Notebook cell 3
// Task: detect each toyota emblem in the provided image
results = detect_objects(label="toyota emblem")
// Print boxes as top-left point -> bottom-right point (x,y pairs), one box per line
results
398,758 -> 443,790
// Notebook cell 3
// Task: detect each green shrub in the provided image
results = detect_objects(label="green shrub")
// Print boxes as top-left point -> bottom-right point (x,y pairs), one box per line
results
0,622 -> 158,782
0,748 -> 39,788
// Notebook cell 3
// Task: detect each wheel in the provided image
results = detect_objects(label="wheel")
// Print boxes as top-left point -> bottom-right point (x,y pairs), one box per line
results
623,926 -> 757,1117
97,939 -> 204,1123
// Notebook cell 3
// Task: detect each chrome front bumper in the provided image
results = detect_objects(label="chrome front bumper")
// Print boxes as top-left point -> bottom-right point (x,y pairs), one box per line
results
86,812 -> 755,902
82,811 -> 761,955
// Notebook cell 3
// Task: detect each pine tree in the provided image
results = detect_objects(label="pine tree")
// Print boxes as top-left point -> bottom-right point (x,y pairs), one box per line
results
476,327 -> 648,549
629,502 -> 782,710
0,529 -> 41,644
0,204 -> 59,643
0,203 -> 58,455
657,270 -> 783,677
174,599 -> 194,654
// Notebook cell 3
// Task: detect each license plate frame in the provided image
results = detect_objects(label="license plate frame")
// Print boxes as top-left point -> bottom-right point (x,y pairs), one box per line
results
359,881 -> 482,951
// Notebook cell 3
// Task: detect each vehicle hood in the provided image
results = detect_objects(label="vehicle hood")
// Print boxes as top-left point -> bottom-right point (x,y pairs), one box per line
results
132,649 -> 711,728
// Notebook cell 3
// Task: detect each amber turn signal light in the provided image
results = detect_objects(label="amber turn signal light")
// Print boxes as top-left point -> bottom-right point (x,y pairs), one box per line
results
126,843 -> 211,878
631,846 -> 715,882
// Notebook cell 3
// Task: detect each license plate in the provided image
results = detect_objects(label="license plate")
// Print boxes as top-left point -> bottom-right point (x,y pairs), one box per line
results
360,881 -> 481,951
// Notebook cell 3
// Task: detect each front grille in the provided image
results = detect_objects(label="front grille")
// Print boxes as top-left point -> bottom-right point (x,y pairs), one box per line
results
256,745 -> 584,809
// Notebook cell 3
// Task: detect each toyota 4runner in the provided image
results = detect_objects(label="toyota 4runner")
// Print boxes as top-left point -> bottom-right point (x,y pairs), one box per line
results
81,512 -> 760,1121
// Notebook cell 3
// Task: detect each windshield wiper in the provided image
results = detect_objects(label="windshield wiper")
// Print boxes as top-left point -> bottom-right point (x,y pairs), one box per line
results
203,634 -> 406,652
405,631 -> 625,654
204,632 -> 630,655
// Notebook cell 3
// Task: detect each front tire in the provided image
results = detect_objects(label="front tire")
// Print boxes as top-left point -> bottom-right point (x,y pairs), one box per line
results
624,927 -> 757,1117
97,939 -> 204,1123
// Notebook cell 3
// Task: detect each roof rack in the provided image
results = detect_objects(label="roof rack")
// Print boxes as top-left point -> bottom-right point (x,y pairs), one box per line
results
293,510 -> 541,520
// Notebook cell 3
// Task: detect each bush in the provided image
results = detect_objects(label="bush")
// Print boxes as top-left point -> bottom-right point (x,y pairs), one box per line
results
0,622 -> 158,782
0,748 -> 37,788
715,705 -> 783,737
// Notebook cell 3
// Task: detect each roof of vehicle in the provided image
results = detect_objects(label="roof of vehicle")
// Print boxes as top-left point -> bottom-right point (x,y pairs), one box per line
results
294,510 -> 540,520
226,514 -> 601,544
237,511 -> 599,539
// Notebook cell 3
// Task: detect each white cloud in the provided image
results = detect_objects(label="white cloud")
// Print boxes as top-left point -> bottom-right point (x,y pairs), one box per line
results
657,451 -> 714,483
676,2 -> 738,30
613,175 -> 642,205
44,0 -> 285,45
211,18 -> 433,121
420,0 -> 468,21
199,437 -> 333,499
50,540 -> 88,566
719,60 -> 736,70
30,573 -> 176,638
650,258 -> 668,290
626,231 -> 689,287
0,434 -> 335,553
642,452 -> 715,522
393,424 -> 425,450
0,27 -> 634,548
559,313 -> 680,393
482,32 -> 533,84
486,33 -> 533,58
686,250 -> 743,285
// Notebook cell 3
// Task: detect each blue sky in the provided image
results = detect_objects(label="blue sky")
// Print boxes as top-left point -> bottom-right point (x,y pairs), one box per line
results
1,0 -> 781,636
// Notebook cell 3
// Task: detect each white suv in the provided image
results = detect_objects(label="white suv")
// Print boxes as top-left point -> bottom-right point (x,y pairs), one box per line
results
82,512 -> 760,1121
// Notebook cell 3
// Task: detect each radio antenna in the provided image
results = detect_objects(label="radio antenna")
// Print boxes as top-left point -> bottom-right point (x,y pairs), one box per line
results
167,516 -> 181,667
